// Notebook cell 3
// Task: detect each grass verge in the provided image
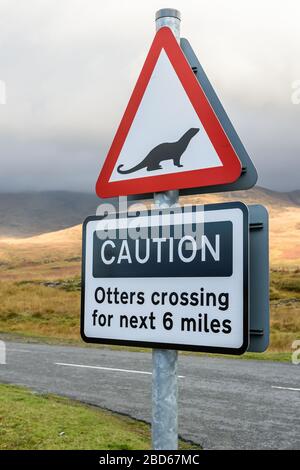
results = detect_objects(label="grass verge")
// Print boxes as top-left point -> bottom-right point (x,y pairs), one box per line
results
0,384 -> 199,450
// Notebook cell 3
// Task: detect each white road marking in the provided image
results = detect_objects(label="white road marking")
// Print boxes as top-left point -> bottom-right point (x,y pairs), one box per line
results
56,362 -> 185,378
272,385 -> 300,392
8,348 -> 34,354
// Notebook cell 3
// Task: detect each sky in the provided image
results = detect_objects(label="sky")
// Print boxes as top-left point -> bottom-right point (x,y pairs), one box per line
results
0,0 -> 299,193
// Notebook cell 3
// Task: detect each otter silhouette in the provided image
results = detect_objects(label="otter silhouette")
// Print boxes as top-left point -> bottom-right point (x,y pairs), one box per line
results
117,128 -> 199,174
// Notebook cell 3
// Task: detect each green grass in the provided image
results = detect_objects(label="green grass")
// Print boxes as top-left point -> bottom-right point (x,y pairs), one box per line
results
0,384 -> 199,450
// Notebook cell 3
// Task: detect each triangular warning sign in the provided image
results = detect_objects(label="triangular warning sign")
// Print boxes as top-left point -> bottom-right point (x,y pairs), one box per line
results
96,27 -> 242,198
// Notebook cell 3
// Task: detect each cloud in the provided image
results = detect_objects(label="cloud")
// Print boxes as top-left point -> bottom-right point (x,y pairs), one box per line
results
0,0 -> 299,192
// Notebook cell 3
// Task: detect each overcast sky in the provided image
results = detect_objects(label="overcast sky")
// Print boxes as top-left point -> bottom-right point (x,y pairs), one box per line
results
0,0 -> 299,193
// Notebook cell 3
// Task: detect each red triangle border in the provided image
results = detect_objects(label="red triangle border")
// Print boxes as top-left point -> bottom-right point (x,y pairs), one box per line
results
96,27 -> 242,198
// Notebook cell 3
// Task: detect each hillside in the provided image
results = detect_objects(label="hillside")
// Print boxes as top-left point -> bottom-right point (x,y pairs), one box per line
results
0,191 -> 114,238
0,187 -> 299,353
181,187 -> 300,208
0,186 -> 299,281
0,187 -> 299,238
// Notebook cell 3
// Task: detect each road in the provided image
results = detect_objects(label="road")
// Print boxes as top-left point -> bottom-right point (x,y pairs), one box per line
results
0,341 -> 299,449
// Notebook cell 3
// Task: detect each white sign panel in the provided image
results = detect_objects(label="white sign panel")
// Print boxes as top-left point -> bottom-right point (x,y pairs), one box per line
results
109,50 -> 222,183
81,202 -> 248,354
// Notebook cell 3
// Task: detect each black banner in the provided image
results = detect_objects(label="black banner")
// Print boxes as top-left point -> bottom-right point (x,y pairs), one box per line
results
93,221 -> 232,278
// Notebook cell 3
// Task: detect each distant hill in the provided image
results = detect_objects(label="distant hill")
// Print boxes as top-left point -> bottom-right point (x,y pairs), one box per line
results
0,191 -> 116,238
181,187 -> 300,209
0,187 -> 299,238
0,186 -> 299,277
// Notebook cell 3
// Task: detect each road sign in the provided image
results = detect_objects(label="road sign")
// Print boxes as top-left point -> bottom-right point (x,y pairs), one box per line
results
96,27 -> 243,198
81,202 -> 249,355
179,38 -> 258,196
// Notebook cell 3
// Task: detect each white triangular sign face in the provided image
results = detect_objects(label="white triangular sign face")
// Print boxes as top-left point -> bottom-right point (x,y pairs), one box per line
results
96,27 -> 241,197
109,50 -> 222,183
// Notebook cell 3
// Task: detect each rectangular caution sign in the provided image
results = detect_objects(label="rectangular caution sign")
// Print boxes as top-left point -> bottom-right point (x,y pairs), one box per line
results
81,202 -> 249,354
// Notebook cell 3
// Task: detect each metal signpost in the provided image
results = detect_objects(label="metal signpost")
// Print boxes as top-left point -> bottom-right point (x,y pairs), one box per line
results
82,8 -> 269,451
153,9 -> 180,451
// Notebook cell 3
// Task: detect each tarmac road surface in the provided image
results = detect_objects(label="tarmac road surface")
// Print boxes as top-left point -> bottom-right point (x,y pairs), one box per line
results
0,341 -> 299,449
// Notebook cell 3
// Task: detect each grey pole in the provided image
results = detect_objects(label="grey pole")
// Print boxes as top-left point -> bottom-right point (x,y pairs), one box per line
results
152,8 -> 181,451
